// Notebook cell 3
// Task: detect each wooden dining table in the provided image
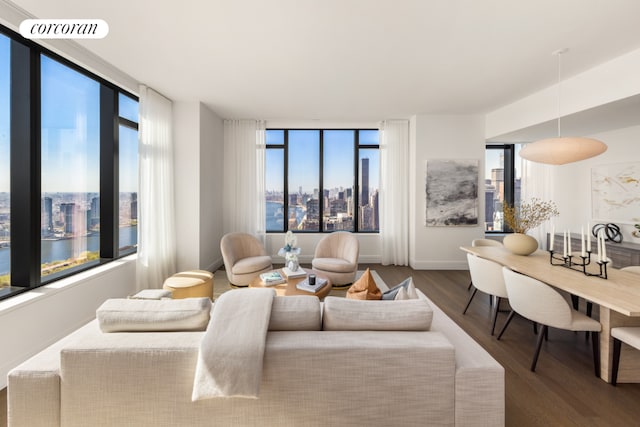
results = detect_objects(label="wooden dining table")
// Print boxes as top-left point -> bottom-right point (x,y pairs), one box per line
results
461,245 -> 640,383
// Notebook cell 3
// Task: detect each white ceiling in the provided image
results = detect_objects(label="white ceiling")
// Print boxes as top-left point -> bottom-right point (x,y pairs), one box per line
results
8,0 -> 640,123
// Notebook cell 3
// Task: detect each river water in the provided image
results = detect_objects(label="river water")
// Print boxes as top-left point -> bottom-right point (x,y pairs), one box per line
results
0,226 -> 137,275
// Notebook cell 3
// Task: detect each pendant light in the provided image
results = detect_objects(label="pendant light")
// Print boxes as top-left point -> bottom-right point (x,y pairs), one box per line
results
519,48 -> 607,165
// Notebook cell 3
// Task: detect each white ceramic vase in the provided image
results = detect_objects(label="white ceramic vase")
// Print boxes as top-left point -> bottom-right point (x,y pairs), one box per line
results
503,233 -> 538,256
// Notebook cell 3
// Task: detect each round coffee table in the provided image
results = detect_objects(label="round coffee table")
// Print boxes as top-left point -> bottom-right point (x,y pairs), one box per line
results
249,268 -> 332,298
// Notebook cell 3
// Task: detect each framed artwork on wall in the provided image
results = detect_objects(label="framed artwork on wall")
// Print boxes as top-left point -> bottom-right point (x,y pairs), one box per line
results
425,159 -> 479,226
591,161 -> 640,224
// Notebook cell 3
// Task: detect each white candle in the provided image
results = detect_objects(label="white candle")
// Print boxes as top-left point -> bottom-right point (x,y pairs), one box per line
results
549,225 -> 555,251
581,227 -> 585,257
567,230 -> 572,257
602,230 -> 607,262
563,230 -> 567,258
587,223 -> 591,252
597,230 -> 602,262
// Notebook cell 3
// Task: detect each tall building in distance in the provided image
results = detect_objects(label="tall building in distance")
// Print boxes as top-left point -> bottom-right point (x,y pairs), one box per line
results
360,158 -> 369,206
42,196 -> 53,236
60,203 -> 76,235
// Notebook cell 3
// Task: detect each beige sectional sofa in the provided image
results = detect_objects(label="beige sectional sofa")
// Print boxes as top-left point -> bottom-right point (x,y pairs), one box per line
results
8,286 -> 504,426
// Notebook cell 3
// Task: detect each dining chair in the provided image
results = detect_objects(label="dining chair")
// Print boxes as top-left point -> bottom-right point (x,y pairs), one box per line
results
498,267 -> 601,375
467,238 -> 503,290
463,253 -> 509,335
610,265 -> 640,385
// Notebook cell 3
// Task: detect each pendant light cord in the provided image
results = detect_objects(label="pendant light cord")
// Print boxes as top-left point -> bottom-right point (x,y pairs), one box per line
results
557,50 -> 562,137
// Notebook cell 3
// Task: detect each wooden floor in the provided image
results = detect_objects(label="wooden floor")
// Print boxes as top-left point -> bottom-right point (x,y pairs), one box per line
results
2,265 -> 640,426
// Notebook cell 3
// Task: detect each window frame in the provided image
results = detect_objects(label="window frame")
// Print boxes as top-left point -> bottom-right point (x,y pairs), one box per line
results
485,143 -> 516,234
266,128 -> 379,234
0,24 -> 138,301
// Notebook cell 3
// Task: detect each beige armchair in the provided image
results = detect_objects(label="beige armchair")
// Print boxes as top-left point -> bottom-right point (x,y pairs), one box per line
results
311,232 -> 359,286
220,232 -> 273,287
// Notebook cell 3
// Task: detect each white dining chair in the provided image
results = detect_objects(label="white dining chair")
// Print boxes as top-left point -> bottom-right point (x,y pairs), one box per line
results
498,267 -> 602,375
467,238 -> 503,291
463,253 -> 509,335
610,265 -> 640,385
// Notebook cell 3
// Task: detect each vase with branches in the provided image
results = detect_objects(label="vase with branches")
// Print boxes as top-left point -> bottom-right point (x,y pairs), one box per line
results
502,198 -> 559,255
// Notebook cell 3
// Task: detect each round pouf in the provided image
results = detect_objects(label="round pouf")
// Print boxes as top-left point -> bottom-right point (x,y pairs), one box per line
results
163,270 -> 214,300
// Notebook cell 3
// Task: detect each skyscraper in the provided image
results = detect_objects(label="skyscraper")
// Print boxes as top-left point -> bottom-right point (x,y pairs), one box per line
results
361,158 -> 369,206
43,196 -> 53,234
60,203 -> 76,234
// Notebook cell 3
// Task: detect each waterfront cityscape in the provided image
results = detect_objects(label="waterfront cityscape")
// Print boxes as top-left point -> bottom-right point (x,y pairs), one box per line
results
484,150 -> 522,232
0,191 -> 138,286
265,157 -> 379,233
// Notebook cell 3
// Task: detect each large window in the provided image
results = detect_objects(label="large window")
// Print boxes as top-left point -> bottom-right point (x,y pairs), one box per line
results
266,129 -> 379,233
485,144 -> 522,232
0,25 -> 138,299
41,55 -> 101,277
118,94 -> 139,254
0,34 -> 9,290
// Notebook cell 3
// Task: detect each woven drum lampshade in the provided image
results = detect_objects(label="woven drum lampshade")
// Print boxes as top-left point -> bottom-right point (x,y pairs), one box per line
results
519,136 -> 607,165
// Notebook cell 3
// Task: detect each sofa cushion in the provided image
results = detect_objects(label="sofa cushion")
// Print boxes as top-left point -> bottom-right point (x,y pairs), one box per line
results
97,297 -> 212,332
322,296 -> 433,331
269,296 -> 322,331
346,268 -> 382,300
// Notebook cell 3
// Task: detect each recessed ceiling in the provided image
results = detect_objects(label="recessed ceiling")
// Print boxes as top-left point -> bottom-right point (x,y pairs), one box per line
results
6,0 -> 640,121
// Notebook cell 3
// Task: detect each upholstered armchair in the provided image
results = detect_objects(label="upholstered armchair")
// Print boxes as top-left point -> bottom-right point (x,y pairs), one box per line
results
220,232 -> 273,287
311,232 -> 359,286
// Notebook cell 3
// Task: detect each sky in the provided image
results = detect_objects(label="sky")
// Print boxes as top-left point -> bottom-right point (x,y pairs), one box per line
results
265,129 -> 380,195
0,40 -> 138,194
0,34 -> 9,193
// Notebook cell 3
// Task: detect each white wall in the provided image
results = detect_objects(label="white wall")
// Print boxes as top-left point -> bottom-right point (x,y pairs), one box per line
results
173,102 -> 225,272
199,104 -> 224,271
409,115 -> 486,269
0,256 -> 137,388
551,125 -> 640,242
486,48 -> 640,140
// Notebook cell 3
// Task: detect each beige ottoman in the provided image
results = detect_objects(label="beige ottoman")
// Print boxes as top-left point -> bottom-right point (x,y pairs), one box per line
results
163,270 -> 214,300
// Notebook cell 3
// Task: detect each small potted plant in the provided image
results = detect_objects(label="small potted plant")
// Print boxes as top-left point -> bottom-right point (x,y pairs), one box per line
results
503,198 -> 560,255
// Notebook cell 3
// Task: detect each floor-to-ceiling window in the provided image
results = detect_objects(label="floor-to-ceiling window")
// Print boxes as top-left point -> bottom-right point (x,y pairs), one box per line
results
485,144 -> 522,232
0,34 -> 10,291
0,24 -> 138,300
265,128 -> 379,233
40,55 -> 101,277
118,93 -> 138,255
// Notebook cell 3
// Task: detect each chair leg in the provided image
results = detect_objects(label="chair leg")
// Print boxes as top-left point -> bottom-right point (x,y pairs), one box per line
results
497,310 -> 516,340
586,301 -> 593,317
571,294 -> 579,310
462,288 -> 478,314
592,331 -> 600,378
531,325 -> 548,372
467,281 -> 473,291
533,322 -> 537,335
611,337 -> 622,385
490,297 -> 501,335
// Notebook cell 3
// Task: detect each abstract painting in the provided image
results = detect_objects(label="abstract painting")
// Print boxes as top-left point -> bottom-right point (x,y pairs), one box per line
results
425,159 -> 479,226
591,162 -> 640,224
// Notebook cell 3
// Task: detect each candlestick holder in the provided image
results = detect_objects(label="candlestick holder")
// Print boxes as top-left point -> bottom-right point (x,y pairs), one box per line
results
548,250 -> 608,279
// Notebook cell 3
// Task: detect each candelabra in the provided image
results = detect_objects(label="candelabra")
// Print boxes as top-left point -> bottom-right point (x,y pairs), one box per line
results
548,250 -> 608,279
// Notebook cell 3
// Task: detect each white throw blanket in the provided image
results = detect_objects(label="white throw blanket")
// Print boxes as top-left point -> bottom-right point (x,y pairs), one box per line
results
192,288 -> 275,401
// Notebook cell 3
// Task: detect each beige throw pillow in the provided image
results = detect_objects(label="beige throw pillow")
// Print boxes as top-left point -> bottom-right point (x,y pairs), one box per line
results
346,268 -> 382,300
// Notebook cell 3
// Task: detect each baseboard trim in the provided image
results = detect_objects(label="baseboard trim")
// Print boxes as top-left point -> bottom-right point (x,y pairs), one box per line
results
410,260 -> 468,270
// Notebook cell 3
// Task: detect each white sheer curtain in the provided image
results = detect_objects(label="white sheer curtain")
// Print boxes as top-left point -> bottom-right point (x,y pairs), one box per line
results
521,158 -> 556,247
380,119 -> 410,265
223,120 -> 266,237
136,85 -> 176,291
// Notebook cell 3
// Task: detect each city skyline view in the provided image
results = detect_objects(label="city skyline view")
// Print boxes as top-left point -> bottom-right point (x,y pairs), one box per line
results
0,37 -> 139,284
265,129 -> 379,232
